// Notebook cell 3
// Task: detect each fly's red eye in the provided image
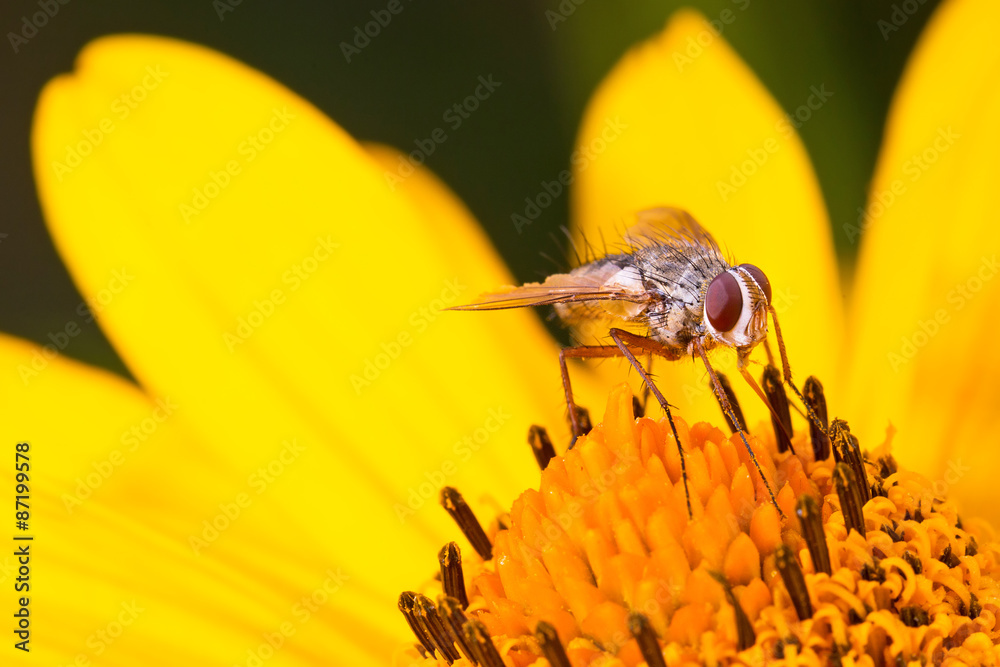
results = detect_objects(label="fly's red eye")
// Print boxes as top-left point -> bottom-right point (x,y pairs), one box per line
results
739,263 -> 771,305
706,272 -> 742,332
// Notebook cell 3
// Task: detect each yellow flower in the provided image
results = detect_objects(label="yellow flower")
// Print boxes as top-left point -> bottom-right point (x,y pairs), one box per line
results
12,0 -> 999,665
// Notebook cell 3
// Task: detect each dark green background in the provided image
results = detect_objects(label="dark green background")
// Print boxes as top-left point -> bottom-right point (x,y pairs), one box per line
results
0,0 -> 938,379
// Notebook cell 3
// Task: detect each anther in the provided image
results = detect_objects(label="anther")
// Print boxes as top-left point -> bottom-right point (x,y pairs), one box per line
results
626,612 -> 667,667
413,594 -> 460,663
831,420 -> 870,504
437,596 -> 476,663
833,463 -> 866,536
775,544 -> 813,620
438,542 -> 469,609
440,487 -> 493,561
762,365 -> 794,453
528,425 -> 556,471
900,606 -> 930,627
795,495 -> 831,575
398,592 -> 435,657
535,621 -> 571,667
709,572 -> 756,650
632,394 -> 645,420
715,372 -> 746,434
902,550 -> 922,575
463,618 -> 505,667
568,405 -> 593,449
802,376 -> 830,460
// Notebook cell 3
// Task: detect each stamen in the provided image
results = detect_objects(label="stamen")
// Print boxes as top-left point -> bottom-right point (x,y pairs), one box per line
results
795,495 -> 831,575
437,596 -> 476,663
939,544 -> 961,569
440,486 -> 493,561
398,591 -> 435,656
831,420 -> 870,503
715,372 -> 746,433
629,394 -> 645,420
413,594 -> 460,663
438,542 -> 469,609
902,550 -> 922,575
568,405 -> 593,449
535,621 -> 571,667
463,618 -> 505,667
802,376 -> 830,460
762,365 -> 794,453
900,606 -> 930,627
627,612 -> 667,667
775,544 -> 813,620
528,425 -> 556,471
709,572 -> 756,650
833,463 -> 866,536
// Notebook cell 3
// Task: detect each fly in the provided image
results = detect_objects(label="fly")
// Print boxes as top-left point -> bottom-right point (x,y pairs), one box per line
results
452,207 -> 824,518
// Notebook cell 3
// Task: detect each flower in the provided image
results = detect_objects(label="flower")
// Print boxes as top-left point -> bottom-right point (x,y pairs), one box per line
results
14,0 -> 999,665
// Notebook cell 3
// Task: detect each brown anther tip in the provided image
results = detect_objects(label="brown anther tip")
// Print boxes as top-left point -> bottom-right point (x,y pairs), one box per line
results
437,595 -> 475,663
627,612 -> 667,667
398,592 -> 435,656
833,463 -> 866,536
439,486 -> 493,561
795,495 -> 832,575
762,365 -> 794,453
438,542 -> 469,609
463,619 -> 505,667
535,621 -> 571,667
831,420 -> 870,503
708,572 -> 756,651
803,376 -> 830,460
631,394 -> 645,419
716,372 -> 746,434
528,424 -> 556,471
775,545 -> 813,620
568,405 -> 593,449
413,594 -> 460,663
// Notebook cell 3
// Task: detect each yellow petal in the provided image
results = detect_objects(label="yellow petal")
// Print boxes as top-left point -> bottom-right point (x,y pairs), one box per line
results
32,36 -> 595,662
845,0 -> 1000,520
571,10 -> 843,431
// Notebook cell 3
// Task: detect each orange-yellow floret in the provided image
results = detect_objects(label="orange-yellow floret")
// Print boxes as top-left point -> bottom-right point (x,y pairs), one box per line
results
396,384 -> 1000,667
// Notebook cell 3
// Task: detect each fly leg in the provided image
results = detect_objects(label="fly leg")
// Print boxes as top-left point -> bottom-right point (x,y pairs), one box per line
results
767,305 -> 828,437
695,337 -> 785,518
559,331 -> 692,517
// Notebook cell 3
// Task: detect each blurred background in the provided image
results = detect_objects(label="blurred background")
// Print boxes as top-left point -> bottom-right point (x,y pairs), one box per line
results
0,0 -> 938,379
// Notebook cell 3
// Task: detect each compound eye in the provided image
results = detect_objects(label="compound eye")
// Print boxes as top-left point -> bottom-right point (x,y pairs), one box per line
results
706,272 -> 743,332
739,263 -> 771,305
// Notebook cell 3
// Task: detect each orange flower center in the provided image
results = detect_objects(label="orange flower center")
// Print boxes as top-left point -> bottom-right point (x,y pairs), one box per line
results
395,383 -> 1000,666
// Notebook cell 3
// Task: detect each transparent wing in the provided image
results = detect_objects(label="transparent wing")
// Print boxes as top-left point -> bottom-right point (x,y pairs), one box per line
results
624,207 -> 721,254
450,272 -> 651,311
